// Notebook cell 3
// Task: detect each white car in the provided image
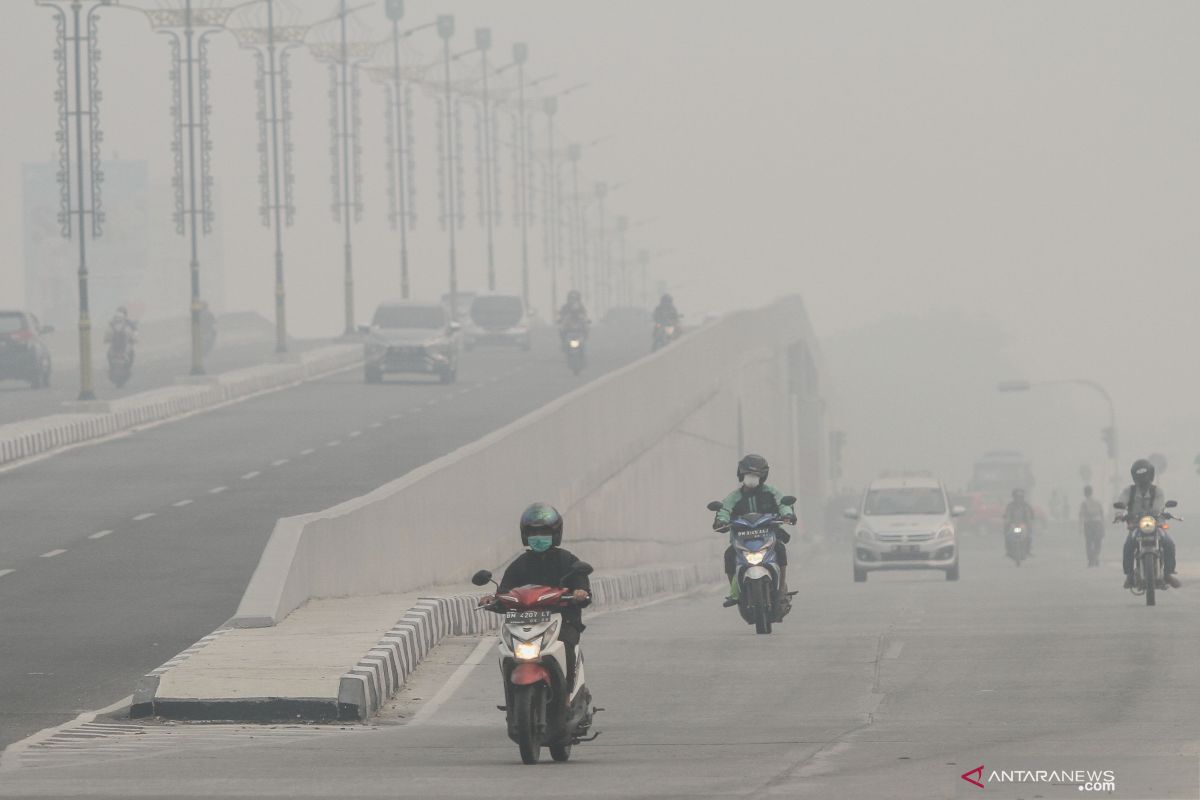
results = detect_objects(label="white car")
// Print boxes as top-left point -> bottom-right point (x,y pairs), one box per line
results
844,476 -> 962,582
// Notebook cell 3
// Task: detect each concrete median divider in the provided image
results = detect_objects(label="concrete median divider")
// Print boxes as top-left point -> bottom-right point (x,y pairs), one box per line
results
0,344 -> 361,468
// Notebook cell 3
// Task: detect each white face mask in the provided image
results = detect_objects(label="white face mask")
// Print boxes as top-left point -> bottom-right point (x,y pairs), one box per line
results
742,475 -> 761,489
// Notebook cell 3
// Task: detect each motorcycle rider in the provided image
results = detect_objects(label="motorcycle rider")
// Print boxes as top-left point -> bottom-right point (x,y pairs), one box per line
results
1079,485 -> 1105,567
1120,459 -> 1180,589
479,503 -> 591,691
557,291 -> 590,346
104,307 -> 138,365
1003,488 -> 1035,555
713,454 -> 796,608
652,294 -> 680,327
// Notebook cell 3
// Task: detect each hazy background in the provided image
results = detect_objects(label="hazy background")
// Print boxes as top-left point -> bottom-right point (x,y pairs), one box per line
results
2,1 -> 1197,505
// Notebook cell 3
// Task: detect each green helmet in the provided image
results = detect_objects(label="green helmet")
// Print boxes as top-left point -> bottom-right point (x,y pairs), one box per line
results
519,502 -> 563,546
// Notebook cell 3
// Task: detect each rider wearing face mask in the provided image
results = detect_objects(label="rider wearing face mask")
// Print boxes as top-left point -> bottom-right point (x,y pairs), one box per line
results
482,503 -> 592,687
1120,459 -> 1180,589
713,454 -> 797,607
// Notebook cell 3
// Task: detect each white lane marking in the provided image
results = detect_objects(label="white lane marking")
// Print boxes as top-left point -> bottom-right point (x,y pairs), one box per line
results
884,641 -> 904,660
300,448 -> 315,456
368,422 -> 383,429
40,550 -> 66,559
89,530 -> 113,540
0,569 -> 14,579
132,513 -> 155,522
209,486 -> 228,494
326,440 -> 341,447
409,408 -> 423,414
389,413 -> 403,420
241,471 -> 260,480
409,637 -> 496,728
0,694 -> 133,772
271,459 -> 289,467
348,431 -> 362,438
172,499 -> 194,508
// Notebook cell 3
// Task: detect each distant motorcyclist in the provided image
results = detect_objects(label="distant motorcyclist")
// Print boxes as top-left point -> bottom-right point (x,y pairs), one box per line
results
652,294 -> 679,327
104,307 -> 138,363
1004,488 -> 1035,555
479,503 -> 591,690
713,454 -> 796,608
1079,485 -> 1105,567
557,290 -> 590,349
1120,459 -> 1180,589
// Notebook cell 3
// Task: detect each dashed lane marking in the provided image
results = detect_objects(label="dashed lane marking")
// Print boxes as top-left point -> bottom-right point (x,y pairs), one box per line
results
172,500 -> 194,508
89,530 -> 113,540
368,422 -> 383,429
40,550 -> 66,559
389,413 -> 403,420
241,471 -> 260,480
209,486 -> 228,494
271,459 -> 289,467
132,513 -> 155,522
300,448 -> 315,456
0,569 -> 14,578
326,440 -> 341,447
348,430 -> 362,438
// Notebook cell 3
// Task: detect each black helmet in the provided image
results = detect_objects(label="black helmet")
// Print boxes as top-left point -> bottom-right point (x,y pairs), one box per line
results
1083,485 -> 1093,497
736,454 -> 769,482
661,294 -> 673,305
1131,459 -> 1155,488
519,502 -> 563,546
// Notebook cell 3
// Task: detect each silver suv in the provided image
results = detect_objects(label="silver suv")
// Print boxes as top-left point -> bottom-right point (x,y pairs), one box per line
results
362,302 -> 460,384
845,475 -> 963,582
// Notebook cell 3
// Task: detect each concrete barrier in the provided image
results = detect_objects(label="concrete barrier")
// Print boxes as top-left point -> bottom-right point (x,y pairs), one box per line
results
232,297 -> 828,628
0,345 -> 361,468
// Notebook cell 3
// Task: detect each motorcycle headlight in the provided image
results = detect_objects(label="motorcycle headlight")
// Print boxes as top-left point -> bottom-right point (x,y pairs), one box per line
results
569,340 -> 581,348
1139,515 -> 1157,534
744,550 -> 765,565
513,639 -> 542,661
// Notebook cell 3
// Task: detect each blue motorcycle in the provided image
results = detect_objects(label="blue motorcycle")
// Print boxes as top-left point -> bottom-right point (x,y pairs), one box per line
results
708,499 -> 797,635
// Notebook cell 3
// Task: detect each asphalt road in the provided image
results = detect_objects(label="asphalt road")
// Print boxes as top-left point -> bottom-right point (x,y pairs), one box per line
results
3,528 -> 1197,799
0,323 -> 647,751
0,335 -> 321,427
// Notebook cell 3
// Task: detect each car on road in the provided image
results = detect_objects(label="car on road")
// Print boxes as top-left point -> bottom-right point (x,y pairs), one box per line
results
0,310 -> 53,389
463,294 -> 531,351
845,475 -> 963,582
361,302 -> 460,384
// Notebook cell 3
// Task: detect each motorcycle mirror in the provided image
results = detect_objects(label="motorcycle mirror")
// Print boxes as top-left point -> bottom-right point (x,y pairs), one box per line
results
1166,500 -> 1178,508
706,501 -> 724,512
470,569 -> 493,586
1113,502 -> 1127,510
780,495 -> 797,506
843,508 -> 860,520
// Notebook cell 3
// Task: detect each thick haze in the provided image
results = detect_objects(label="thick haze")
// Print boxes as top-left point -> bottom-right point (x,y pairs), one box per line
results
2,1 -> 1198,501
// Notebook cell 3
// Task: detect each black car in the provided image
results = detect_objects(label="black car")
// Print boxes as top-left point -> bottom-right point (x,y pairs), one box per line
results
361,302 -> 460,384
0,310 -> 54,389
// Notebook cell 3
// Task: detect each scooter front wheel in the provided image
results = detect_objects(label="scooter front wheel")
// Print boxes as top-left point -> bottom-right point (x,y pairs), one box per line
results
513,684 -> 544,765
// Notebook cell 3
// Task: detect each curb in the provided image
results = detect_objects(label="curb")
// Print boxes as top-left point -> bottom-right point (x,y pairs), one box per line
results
0,344 -> 361,468
136,563 -> 722,723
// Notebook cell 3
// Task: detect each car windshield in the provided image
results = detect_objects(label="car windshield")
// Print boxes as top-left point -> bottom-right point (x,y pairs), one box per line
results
372,306 -> 446,329
470,296 -> 523,328
864,488 -> 946,515
0,313 -> 26,334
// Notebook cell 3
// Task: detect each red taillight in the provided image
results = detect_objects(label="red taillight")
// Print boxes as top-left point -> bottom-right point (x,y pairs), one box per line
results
7,328 -> 34,342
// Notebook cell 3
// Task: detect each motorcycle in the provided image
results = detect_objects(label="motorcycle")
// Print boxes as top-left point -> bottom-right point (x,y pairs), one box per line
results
472,562 -> 602,765
1115,500 -> 1180,606
1004,523 -> 1030,566
106,327 -> 135,388
562,326 -> 587,375
708,497 -> 797,635
651,320 -> 680,351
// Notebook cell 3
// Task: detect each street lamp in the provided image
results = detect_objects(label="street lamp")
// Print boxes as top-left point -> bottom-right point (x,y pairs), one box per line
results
513,42 -> 530,310
227,0 -> 307,354
35,0 -> 113,400
539,82 -> 586,315
307,1 -> 377,335
437,14 -> 461,319
997,378 -> 1119,496
564,135 -> 611,304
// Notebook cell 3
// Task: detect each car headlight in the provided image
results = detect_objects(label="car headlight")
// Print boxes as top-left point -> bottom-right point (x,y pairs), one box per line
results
936,527 -> 954,540
1139,515 -> 1157,534
569,339 -> 581,348
744,550 -> 765,565
856,528 -> 875,542
513,639 -> 542,661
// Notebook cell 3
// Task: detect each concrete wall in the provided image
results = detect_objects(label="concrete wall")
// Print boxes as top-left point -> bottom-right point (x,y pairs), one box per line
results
232,297 -> 829,627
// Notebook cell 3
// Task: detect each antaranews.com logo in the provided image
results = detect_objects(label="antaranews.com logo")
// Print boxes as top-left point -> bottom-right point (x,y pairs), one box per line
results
961,765 -> 1116,793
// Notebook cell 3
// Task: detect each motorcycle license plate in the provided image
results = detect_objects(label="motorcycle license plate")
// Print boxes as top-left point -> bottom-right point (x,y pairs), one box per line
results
893,545 -> 920,555
505,609 -> 552,623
